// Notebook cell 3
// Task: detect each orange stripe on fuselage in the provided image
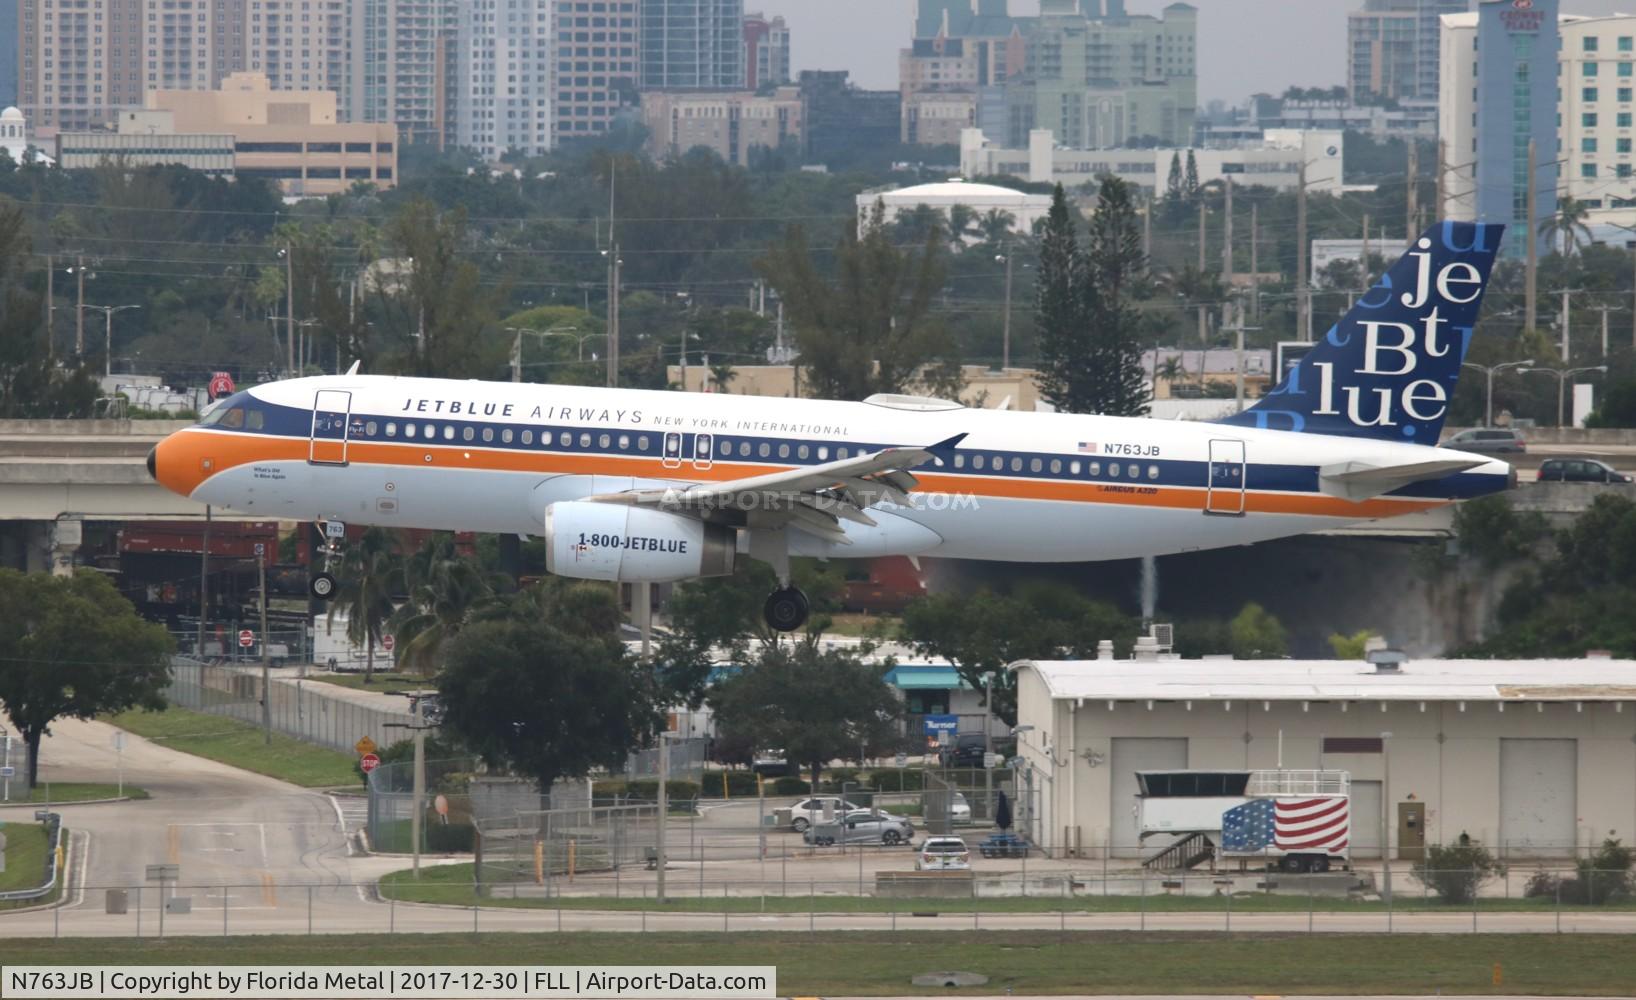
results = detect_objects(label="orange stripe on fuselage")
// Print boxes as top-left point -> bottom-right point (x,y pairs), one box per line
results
156,428 -> 1446,520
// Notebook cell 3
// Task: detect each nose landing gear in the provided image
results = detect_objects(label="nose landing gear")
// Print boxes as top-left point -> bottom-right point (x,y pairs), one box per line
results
309,519 -> 346,601
763,586 -> 809,633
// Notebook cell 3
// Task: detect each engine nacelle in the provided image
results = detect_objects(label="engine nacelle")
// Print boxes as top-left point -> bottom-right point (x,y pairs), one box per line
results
544,501 -> 735,583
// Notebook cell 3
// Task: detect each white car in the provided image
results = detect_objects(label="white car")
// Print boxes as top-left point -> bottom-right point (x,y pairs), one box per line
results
915,836 -> 971,871
949,791 -> 972,823
789,796 -> 869,833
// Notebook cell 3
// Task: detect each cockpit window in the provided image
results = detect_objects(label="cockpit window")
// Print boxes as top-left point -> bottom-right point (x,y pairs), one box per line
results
246,409 -> 265,431
218,408 -> 245,430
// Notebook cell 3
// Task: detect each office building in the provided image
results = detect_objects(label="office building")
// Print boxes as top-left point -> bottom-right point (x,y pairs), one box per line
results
800,70 -> 900,162
350,0 -> 460,147
18,0 -> 144,136
1556,14 -> 1636,235
1,3 -> 17,110
1347,0 -> 1467,105
900,1 -> 1024,147
57,73 -> 399,195
456,0 -> 552,159
552,0 -> 639,140
640,85 -> 800,165
742,12 -> 790,90
903,91 -> 978,145
1439,2 -> 1560,256
960,126 -> 1346,194
639,0 -> 744,91
1003,1 -> 1197,149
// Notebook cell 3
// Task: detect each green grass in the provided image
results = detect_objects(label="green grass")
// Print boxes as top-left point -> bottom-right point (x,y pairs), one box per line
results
378,863 -> 1636,913
0,824 -> 64,910
26,782 -> 148,803
105,705 -> 361,788
304,672 -> 433,695
1,932 -> 1630,994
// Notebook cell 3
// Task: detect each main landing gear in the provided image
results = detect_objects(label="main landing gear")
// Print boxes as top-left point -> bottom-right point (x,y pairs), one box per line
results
763,586 -> 809,633
309,519 -> 346,601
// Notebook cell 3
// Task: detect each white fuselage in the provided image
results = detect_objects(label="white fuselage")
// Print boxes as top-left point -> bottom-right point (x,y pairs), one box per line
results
151,374 -> 1510,563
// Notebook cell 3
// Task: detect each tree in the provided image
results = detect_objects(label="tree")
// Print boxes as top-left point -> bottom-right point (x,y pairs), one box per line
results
386,198 -> 504,379
1538,196 -> 1593,257
1586,378 -> 1636,427
756,200 -> 963,401
0,198 -> 98,419
1082,175 -> 1151,416
326,528 -> 401,684
975,208 -> 1017,247
437,582 -> 661,796
1184,150 -> 1200,200
708,641 -> 904,788
1165,152 -> 1184,206
901,582 -> 1136,726
1228,602 -> 1288,659
1033,185 -> 1092,412
0,570 -> 173,786
1412,841 -> 1505,903
388,534 -> 502,676
1327,629 -> 1375,659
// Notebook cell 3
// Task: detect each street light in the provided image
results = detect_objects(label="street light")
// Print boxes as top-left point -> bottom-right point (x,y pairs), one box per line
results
1381,730 -> 1393,901
81,304 -> 140,378
1460,359 -> 1534,429
1519,365 -> 1608,427
994,250 -> 1013,370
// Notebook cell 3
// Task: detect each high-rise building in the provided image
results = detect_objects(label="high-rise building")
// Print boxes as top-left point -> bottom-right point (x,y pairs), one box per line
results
639,0 -> 743,91
742,12 -> 790,90
456,0 -> 552,160
640,85 -> 800,165
551,0 -> 639,141
1439,1 -> 1559,257
19,0 -> 144,136
1003,0 -> 1196,149
800,70 -> 899,162
1557,13 -> 1636,233
2,2 -> 19,111
900,1 -> 1023,147
243,0 -> 350,102
1347,0 -> 1466,104
350,0 -> 460,147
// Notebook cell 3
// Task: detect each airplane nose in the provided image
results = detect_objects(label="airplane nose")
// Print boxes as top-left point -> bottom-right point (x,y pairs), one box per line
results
146,445 -> 157,481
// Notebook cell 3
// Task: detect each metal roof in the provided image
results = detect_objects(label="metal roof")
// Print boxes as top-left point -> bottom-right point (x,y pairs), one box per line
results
1011,658 -> 1636,702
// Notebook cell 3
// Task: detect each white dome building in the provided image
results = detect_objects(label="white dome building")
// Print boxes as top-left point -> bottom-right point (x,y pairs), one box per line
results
857,178 -> 1053,240
0,107 -> 52,166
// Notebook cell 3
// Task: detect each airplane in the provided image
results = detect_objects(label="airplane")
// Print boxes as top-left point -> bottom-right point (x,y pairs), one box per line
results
150,221 -> 1510,632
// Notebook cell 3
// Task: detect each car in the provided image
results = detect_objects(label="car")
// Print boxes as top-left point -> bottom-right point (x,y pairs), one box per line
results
788,796 -> 869,833
938,734 -> 988,768
751,750 -> 790,778
977,832 -> 1030,859
1441,427 -> 1526,454
915,836 -> 971,871
803,811 -> 914,847
1538,458 -> 1634,484
949,791 -> 972,823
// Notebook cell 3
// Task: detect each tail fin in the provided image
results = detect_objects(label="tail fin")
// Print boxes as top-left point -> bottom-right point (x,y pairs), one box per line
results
1220,221 -> 1503,443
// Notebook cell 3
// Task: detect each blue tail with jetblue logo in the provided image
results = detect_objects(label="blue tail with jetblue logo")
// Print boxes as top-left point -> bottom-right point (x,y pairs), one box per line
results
1220,221 -> 1503,443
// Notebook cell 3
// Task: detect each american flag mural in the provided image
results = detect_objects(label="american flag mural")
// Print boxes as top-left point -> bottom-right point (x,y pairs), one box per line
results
1220,797 -> 1349,854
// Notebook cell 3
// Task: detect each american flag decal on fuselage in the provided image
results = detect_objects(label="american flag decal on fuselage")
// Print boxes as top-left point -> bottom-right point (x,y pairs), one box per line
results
1220,796 -> 1349,854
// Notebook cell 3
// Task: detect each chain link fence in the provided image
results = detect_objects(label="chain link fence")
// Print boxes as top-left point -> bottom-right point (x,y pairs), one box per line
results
165,657 -> 415,754
0,732 -> 31,801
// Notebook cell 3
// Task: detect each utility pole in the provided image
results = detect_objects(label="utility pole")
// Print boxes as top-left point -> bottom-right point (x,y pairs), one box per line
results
1297,161 -> 1310,341
44,255 -> 53,353
285,245 -> 295,376
1591,304 -> 1617,357
1559,288 -> 1572,362
999,248 -> 1014,370
259,547 -> 270,745
656,732 -> 671,903
386,702 -> 435,878
1406,141 -> 1419,245
1525,138 -> 1538,332
1222,176 -> 1233,279
74,255 -> 86,356
197,506 -> 211,658
1435,138 -> 1447,224
1361,214 -> 1371,294
1197,201 -> 1206,272
1225,301 -> 1263,414
606,166 -> 620,389
1250,203 -> 1259,320
1142,195 -> 1152,263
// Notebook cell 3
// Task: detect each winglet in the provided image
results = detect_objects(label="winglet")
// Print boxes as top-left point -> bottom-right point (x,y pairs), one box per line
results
346,360 -> 362,376
926,433 -> 967,457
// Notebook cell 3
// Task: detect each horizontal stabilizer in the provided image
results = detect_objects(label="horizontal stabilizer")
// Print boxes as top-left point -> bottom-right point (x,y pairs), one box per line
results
1319,457 -> 1485,502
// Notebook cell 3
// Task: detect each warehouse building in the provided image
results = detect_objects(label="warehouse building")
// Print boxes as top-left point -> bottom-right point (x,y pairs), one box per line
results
1011,653 -> 1636,862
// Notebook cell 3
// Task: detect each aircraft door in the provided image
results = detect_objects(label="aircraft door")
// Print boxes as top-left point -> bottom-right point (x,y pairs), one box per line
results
693,433 -> 714,471
310,390 -> 352,465
662,431 -> 683,469
1205,439 -> 1246,515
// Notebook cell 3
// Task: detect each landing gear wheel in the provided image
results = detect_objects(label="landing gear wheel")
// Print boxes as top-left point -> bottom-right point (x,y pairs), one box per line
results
310,572 -> 337,601
763,586 -> 809,632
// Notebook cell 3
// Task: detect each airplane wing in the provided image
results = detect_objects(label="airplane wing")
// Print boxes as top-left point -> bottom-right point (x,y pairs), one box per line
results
585,433 -> 967,544
1318,457 -> 1486,502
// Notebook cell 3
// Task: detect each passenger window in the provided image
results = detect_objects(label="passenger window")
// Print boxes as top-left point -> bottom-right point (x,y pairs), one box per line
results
992,455 -> 1002,470
385,422 -> 397,437
482,427 -> 493,443
462,426 -> 474,442
1050,458 -> 1061,474
619,434 -> 630,450
1009,456 -> 1021,472
541,431 -> 554,447
758,443 -> 770,458
838,447 -> 849,459
954,454 -> 965,468
560,431 -> 573,449
579,432 -> 591,448
1128,464 -> 1140,479
638,435 -> 650,451
739,441 -> 751,457
778,444 -> 790,459
444,425 -> 456,441
1029,458 -> 1042,473
973,455 -> 986,470
220,408 -> 245,429
1148,464 -> 1160,480
599,433 -> 611,449
797,444 -> 809,460
1109,462 -> 1121,477
405,423 -> 417,439
501,428 -> 513,443
1070,460 -> 1081,474
521,430 -> 533,445
365,420 -> 377,436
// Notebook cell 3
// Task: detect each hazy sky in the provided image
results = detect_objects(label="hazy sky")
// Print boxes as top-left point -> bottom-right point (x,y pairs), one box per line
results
751,0 -> 1636,105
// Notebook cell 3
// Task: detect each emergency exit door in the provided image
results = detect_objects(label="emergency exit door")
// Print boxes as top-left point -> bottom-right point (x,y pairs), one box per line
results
1205,439 -> 1246,515
309,390 -> 352,465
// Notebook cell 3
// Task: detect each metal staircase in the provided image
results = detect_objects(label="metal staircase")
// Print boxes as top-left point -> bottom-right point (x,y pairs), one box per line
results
1142,831 -> 1215,871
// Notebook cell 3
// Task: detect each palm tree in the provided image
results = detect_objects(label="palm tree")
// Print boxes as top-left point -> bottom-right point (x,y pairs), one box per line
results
1170,264 -> 1226,352
708,362 -> 737,393
327,527 -> 401,685
947,204 -> 978,247
387,534 -> 502,677
976,208 -> 1017,247
1538,196 -> 1594,256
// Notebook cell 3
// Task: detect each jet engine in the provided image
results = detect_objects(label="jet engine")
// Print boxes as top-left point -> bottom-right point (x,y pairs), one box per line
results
543,501 -> 735,583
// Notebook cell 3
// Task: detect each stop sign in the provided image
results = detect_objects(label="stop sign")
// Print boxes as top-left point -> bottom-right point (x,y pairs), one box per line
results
381,634 -> 395,653
238,629 -> 255,649
359,752 -> 381,774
